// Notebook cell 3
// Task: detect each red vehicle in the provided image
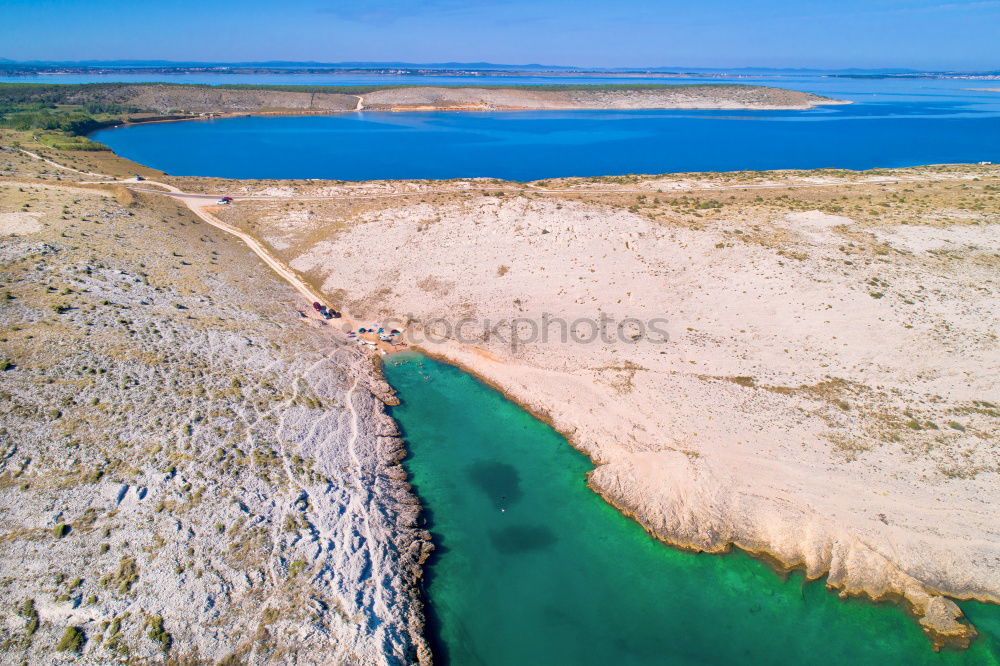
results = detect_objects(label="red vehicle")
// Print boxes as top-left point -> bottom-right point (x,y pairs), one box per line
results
310,302 -> 340,319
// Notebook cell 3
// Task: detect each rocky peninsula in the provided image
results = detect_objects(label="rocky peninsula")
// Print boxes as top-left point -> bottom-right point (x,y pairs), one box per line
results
213,165 -> 999,650
1,122 -> 997,661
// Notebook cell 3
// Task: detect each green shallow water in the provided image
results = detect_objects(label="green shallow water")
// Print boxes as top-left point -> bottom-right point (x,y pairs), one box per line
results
383,353 -> 999,666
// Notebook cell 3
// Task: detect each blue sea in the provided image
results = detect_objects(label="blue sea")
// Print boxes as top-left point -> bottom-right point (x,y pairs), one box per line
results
85,74 -> 1000,181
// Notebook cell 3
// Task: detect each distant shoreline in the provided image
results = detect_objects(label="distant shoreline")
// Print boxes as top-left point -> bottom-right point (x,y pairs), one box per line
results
2,62 -> 998,80
1,82 -> 848,124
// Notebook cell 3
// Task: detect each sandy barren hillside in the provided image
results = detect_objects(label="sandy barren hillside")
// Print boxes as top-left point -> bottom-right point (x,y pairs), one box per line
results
219,166 -> 999,648
0,175 -> 430,663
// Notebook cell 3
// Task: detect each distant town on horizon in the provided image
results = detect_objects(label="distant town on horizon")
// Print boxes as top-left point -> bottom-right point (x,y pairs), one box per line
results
0,58 -> 998,77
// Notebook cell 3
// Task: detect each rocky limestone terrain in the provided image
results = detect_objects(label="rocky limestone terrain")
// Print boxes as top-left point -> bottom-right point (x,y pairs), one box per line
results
0,177 -> 431,663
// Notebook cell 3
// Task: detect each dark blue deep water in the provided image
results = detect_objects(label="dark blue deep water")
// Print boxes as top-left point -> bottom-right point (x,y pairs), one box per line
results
92,90 -> 1000,181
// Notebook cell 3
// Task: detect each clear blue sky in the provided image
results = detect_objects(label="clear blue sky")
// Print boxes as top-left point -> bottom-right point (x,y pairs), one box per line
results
3,0 -> 998,70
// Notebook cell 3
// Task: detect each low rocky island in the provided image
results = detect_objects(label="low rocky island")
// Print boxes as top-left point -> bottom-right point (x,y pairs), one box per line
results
3,82 -> 845,119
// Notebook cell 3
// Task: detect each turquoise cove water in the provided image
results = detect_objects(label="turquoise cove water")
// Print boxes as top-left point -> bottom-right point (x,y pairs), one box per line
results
383,353 -> 999,666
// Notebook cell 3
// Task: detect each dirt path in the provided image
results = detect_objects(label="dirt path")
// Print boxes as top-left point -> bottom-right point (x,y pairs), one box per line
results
17,148 -> 113,179
179,197 -> 336,312
10,149 -> 312,322
166,194 -> 416,356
